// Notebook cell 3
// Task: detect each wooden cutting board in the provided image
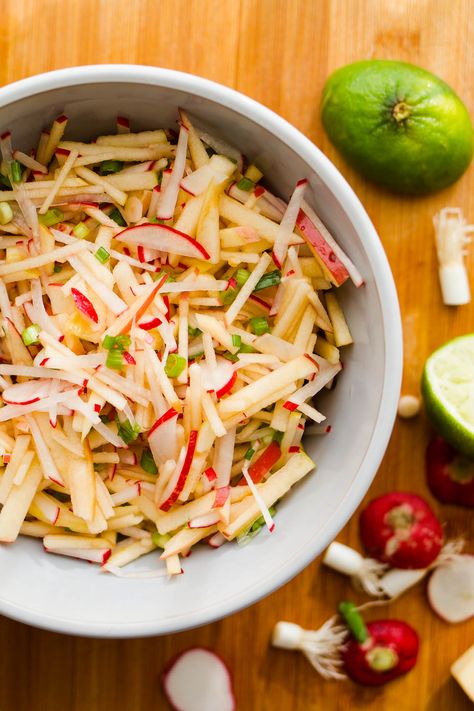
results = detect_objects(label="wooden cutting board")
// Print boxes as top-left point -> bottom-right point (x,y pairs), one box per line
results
0,1 -> 473,709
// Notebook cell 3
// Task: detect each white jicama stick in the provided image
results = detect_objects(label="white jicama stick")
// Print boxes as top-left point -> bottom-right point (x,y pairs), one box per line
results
96,129 -> 168,147
222,452 -> 314,539
105,538 -> 156,568
0,434 -> 32,504
12,450 -> 35,486
213,427 -> 236,487
26,414 -> 65,486
157,125 -> 188,220
75,166 -> 127,205
0,241 -> 88,276
272,179 -> 307,268
13,150 -> 48,174
39,149 -> 79,214
225,252 -> 272,326
43,115 -> 68,164
201,391 -> 227,437
178,110 -> 210,169
161,526 -> 217,559
177,298 -> 189,384
68,255 -> 127,315
0,461 -> 43,542
241,462 -> 275,532
195,313 -> 236,353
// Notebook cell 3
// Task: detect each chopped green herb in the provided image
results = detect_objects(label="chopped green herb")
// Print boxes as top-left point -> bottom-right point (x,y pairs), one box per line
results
53,263 -> 63,274
164,353 -> 186,378
99,160 -> 123,175
0,174 -> 12,190
254,269 -> 281,292
188,351 -> 204,362
10,161 -> 22,183
235,268 -> 250,287
116,417 -> 141,445
221,351 -> 239,363
109,207 -> 126,226
73,221 -> 90,239
95,246 -> 110,264
149,216 -> 166,224
232,334 -> 242,348
236,176 -> 254,192
38,208 -> 64,227
238,342 -> 256,354
188,325 -> 201,338
272,430 -> 284,444
106,349 -> 124,370
140,448 -> 158,475
99,413 -> 110,424
21,323 -> 40,346
250,316 -> 269,335
244,447 -> 255,461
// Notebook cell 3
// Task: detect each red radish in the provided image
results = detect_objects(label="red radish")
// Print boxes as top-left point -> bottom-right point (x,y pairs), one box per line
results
199,356 -> 236,398
139,316 -> 162,331
213,486 -> 230,508
204,467 -> 217,482
2,379 -> 52,406
428,555 -> 474,623
162,647 -> 235,711
426,436 -> 474,507
248,294 -> 271,311
359,492 -> 443,569
115,223 -> 210,260
148,408 -> 179,466
208,531 -> 227,548
188,511 -> 221,528
245,440 -> 281,484
159,430 -> 198,511
342,616 -> 419,686
71,288 -> 98,323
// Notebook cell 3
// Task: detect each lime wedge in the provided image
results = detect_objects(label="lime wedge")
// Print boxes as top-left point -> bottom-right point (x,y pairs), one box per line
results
422,335 -> 474,456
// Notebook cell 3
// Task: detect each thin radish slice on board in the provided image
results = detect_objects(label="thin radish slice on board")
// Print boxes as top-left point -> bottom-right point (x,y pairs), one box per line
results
162,647 -> 235,711
198,356 -> 236,398
428,555 -> 474,623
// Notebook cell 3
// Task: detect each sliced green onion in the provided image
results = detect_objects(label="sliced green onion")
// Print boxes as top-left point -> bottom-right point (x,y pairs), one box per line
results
220,287 -> 237,305
106,349 -> 124,370
10,161 -> 22,183
95,246 -> 110,264
232,334 -> 242,348
244,447 -> 255,461
99,413 -> 110,424
38,208 -> 64,227
153,269 -> 175,282
254,269 -> 281,292
188,350 -> 204,362
53,263 -> 63,274
0,202 -> 12,225
73,221 -> 90,239
251,506 -> 277,532
152,531 -> 171,549
250,317 -> 269,335
164,353 -> 186,378
238,342 -> 256,354
221,351 -> 239,363
109,207 -> 126,226
338,601 -> 369,643
21,323 -> 40,346
140,448 -> 158,475
103,334 -> 130,352
272,430 -> 284,444
235,268 -> 250,287
236,177 -> 254,191
188,325 -> 201,338
99,160 -> 123,175
116,417 -> 141,445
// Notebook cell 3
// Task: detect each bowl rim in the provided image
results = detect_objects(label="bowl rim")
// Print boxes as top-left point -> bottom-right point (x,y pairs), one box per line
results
0,64 -> 402,637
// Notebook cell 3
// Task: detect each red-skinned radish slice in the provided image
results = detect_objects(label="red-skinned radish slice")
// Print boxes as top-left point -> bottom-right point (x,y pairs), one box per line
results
2,378 -> 52,406
162,647 -> 236,711
157,125 -> 188,220
272,179 -> 307,268
208,531 -> 227,548
213,486 -> 230,508
71,288 -> 98,323
45,546 -> 111,565
188,511 -> 221,529
426,436 -> 474,507
115,223 -> 210,260
159,431 -> 198,511
198,356 -> 236,398
148,408 -> 179,466
246,440 -> 281,484
428,555 -> 474,623
359,492 -> 443,569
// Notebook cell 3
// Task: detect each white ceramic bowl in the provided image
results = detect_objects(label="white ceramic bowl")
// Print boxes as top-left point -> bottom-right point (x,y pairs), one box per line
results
0,65 -> 402,637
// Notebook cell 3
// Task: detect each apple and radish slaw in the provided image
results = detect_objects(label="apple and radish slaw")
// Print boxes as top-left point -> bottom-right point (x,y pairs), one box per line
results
0,110 -> 361,577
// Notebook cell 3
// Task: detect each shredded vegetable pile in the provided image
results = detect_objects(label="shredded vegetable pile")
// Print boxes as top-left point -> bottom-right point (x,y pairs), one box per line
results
0,110 -> 362,577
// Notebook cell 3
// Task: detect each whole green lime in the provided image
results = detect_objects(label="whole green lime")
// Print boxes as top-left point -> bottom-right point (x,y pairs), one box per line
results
321,60 -> 473,194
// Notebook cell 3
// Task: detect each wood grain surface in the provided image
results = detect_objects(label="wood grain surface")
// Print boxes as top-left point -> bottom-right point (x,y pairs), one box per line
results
0,1 -> 473,709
